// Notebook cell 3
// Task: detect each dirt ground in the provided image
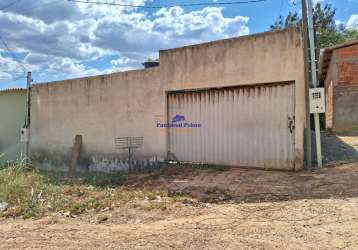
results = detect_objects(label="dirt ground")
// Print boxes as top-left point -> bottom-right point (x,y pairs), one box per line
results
1,162 -> 358,250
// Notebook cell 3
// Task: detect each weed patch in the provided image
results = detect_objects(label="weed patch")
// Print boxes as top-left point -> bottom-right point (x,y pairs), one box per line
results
0,156 -> 187,218
0,156 -> 46,218
42,171 -> 128,187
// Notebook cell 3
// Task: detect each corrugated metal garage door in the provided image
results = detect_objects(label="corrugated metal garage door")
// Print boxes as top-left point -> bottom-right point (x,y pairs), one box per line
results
167,82 -> 295,170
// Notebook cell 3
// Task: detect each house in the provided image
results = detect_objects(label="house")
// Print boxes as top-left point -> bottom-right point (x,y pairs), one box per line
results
30,28 -> 307,172
0,88 -> 27,162
319,40 -> 358,134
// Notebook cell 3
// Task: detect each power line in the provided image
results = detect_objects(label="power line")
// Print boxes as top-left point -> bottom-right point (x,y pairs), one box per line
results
0,70 -> 27,83
0,0 -> 31,82
0,0 -> 22,11
0,35 -> 27,75
67,0 -> 267,9
6,1 -> 61,14
11,74 -> 26,81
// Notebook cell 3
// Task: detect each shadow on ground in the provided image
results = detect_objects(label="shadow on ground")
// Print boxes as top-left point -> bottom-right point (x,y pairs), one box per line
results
312,130 -> 358,164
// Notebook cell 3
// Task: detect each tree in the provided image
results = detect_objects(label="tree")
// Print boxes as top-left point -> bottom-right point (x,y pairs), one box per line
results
343,29 -> 358,42
270,3 -> 358,48
270,11 -> 300,30
314,3 -> 336,32
314,3 -> 344,48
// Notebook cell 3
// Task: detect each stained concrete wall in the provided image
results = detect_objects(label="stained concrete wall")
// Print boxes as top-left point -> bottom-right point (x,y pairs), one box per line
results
0,89 -> 26,162
30,28 -> 306,172
30,68 -> 165,171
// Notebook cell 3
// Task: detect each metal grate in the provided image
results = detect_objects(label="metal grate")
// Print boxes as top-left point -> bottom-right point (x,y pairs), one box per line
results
115,137 -> 143,149
114,137 -> 143,171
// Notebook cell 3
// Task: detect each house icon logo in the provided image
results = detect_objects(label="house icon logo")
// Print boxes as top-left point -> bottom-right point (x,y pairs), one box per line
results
171,115 -> 186,123
156,114 -> 200,128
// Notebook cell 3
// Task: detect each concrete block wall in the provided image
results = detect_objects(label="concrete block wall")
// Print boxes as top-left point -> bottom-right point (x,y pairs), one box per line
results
333,86 -> 358,133
325,43 -> 358,134
336,44 -> 358,86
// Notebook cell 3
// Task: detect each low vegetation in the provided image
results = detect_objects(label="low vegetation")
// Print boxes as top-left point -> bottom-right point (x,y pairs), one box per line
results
0,155 -> 187,219
0,156 -> 45,218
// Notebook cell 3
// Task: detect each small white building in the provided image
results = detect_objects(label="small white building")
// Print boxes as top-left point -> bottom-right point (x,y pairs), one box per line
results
0,88 -> 27,162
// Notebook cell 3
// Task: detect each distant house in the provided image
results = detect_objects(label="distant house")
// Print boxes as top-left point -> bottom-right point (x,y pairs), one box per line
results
319,40 -> 358,134
0,88 -> 27,162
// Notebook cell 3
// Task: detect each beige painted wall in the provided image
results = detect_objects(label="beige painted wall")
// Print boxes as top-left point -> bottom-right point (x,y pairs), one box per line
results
30,28 -> 306,171
30,68 -> 165,171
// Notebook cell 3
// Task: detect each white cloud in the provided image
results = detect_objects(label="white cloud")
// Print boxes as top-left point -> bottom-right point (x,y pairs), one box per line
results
335,20 -> 345,27
0,71 -> 12,81
0,53 -> 38,80
152,7 -> 249,43
0,0 -> 250,84
0,54 -> 22,74
346,14 -> 358,30
0,12 -> 101,60
46,57 -> 104,79
111,56 -> 139,67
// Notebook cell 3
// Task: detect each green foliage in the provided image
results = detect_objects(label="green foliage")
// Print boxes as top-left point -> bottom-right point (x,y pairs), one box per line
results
270,3 -> 358,48
342,29 -> 358,42
314,3 -> 336,32
318,29 -> 346,48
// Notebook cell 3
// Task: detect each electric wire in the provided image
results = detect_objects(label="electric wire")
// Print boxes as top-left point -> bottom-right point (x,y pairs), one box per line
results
0,0 -> 22,11
67,0 -> 267,9
0,35 -> 27,83
7,0 -> 61,13
0,0 -> 268,83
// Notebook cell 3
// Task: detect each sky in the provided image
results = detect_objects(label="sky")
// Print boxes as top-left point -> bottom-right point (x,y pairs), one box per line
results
0,0 -> 357,89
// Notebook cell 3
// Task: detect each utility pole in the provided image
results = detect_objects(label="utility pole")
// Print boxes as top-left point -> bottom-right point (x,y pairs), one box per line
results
25,72 -> 31,161
302,0 -> 323,168
26,72 -> 31,127
301,0 -> 312,170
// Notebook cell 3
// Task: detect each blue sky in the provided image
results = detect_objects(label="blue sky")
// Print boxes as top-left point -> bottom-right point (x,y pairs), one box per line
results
0,0 -> 357,89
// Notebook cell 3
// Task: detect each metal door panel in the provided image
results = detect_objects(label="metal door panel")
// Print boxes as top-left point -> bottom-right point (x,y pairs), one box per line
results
168,83 -> 295,169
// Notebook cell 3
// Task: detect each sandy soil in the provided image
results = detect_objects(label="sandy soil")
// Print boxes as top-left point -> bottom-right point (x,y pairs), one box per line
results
1,163 -> 358,250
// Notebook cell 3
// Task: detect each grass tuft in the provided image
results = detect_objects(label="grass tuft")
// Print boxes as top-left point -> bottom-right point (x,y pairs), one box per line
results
0,155 -> 45,218
0,155 -> 186,219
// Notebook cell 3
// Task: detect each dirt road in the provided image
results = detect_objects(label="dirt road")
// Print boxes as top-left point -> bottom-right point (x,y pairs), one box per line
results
1,163 -> 358,249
